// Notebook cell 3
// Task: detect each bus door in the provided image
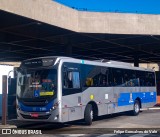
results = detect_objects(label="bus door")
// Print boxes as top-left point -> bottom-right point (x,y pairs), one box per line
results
99,67 -> 114,115
62,63 -> 82,121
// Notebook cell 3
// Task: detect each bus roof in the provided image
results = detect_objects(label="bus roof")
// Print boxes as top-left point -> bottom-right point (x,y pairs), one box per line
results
22,56 -> 154,72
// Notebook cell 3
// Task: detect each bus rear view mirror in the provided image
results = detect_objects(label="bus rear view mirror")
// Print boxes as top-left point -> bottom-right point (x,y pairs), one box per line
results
18,76 -> 25,86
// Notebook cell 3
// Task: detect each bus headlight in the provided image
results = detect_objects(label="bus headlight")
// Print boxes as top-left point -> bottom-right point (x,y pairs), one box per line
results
52,101 -> 60,109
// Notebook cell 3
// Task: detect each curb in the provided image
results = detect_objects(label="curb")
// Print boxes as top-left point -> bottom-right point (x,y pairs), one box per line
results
0,125 -> 17,129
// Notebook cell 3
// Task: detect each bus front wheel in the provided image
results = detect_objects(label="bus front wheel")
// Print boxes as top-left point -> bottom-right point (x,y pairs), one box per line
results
84,104 -> 93,125
132,100 -> 140,116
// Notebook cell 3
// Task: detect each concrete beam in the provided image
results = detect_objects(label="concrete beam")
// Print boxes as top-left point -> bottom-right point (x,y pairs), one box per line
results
1,0 -> 160,35
78,12 -> 160,35
134,57 -> 139,67
0,0 -> 78,31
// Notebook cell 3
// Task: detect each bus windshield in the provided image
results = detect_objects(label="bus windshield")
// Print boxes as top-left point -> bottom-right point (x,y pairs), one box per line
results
17,68 -> 57,99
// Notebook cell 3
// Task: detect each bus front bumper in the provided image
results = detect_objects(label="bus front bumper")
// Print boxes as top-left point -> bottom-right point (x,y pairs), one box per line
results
17,109 -> 61,122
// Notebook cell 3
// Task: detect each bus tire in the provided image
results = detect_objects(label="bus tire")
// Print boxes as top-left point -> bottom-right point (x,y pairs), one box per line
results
84,104 -> 93,125
132,100 -> 140,116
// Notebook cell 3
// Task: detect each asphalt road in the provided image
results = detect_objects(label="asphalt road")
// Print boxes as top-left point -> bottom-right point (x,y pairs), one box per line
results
11,109 -> 160,134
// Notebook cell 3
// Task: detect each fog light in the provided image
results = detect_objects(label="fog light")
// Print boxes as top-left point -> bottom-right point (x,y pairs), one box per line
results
54,115 -> 59,120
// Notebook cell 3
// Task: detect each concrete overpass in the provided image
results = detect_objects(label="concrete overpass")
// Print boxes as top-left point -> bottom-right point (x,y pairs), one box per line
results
1,0 -> 160,66
1,0 -> 160,34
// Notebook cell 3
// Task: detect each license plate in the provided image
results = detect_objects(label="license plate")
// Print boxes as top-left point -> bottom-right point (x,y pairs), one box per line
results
31,113 -> 39,118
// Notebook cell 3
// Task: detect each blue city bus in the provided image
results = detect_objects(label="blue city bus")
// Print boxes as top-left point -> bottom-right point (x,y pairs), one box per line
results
16,56 -> 156,125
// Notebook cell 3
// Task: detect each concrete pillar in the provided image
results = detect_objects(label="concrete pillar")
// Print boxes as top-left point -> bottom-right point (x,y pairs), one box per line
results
0,33 -> 6,41
2,75 -> 7,125
158,63 -> 160,71
134,55 -> 139,67
66,44 -> 72,57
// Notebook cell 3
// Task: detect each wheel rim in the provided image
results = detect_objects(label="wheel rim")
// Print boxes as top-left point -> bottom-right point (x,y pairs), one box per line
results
90,110 -> 93,120
135,103 -> 139,113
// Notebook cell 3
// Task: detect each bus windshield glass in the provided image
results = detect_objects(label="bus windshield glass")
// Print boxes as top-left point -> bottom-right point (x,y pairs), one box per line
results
17,68 -> 57,99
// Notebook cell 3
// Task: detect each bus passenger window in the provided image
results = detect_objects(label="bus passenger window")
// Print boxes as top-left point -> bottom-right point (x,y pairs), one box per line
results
85,78 -> 93,87
136,71 -> 146,86
112,68 -> 123,86
145,72 -> 155,86
68,72 -> 73,88
72,72 -> 80,88
113,78 -> 117,86
63,71 -> 80,89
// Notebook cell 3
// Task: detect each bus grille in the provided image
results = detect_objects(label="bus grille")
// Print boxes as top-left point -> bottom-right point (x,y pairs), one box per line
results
22,101 -> 47,106
21,113 -> 51,119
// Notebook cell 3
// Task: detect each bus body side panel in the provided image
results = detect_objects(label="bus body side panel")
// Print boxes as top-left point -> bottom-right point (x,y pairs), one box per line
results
140,87 -> 156,108
82,87 -> 114,116
113,87 -> 156,113
61,93 -> 83,122
56,61 -> 156,122
59,59 -> 157,122
114,87 -> 135,113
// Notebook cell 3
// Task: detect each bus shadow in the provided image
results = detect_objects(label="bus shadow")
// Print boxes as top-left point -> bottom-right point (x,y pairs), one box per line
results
16,111 -> 143,130
17,121 -> 70,130
68,111 -> 143,126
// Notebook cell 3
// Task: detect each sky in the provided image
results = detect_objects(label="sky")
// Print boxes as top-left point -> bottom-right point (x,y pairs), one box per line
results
54,0 -> 160,14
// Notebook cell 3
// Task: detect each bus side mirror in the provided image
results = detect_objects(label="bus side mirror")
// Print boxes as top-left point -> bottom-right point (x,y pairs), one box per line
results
18,77 -> 24,86
18,77 -> 21,86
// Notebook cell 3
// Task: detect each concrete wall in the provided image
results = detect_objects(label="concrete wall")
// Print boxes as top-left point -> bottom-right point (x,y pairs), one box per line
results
139,63 -> 159,71
0,62 -> 20,67
1,0 -> 160,35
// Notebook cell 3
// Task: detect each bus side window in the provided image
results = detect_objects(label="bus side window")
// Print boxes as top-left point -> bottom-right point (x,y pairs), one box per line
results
146,72 -> 155,86
63,70 -> 68,88
67,72 -> 73,88
85,78 -> 93,87
63,71 -> 80,89
136,71 -> 146,86
112,68 -> 123,86
72,72 -> 80,88
123,70 -> 129,86
151,72 -> 156,86
123,69 -> 137,87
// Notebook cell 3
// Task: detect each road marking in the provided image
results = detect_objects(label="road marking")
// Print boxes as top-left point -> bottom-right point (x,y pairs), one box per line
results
68,134 -> 85,136
141,107 -> 160,110
148,107 -> 160,110
98,134 -> 116,137
130,134 -> 148,137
